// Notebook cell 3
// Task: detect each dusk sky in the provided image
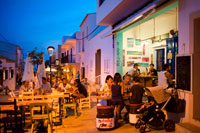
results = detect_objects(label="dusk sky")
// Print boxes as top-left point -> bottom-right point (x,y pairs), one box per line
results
0,0 -> 96,59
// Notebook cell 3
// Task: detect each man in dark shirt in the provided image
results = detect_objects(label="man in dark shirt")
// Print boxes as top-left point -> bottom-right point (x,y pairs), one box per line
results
74,79 -> 88,98
148,64 -> 157,76
129,77 -> 144,104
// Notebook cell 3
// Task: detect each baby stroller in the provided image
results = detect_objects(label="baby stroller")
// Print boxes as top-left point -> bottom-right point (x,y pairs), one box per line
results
135,86 -> 175,133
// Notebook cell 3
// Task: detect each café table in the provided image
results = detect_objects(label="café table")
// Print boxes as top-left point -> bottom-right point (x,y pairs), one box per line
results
138,75 -> 158,88
8,93 -> 72,124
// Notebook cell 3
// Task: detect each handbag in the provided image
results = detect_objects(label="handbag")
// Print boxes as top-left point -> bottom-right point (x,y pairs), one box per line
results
174,92 -> 186,113
165,90 -> 186,113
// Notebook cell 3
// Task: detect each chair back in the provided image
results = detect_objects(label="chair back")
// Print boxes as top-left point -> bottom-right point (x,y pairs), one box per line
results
29,102 -> 50,119
22,91 -> 34,101
0,99 -> 18,124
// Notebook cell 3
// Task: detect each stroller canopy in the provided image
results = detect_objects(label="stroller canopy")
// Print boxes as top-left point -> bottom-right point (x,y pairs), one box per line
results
146,86 -> 170,104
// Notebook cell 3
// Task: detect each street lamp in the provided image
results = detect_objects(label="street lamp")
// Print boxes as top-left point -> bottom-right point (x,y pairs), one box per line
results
47,46 -> 55,85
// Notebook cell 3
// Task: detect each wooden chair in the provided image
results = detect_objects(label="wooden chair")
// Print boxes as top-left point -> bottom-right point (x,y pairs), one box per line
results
0,99 -> 23,133
29,102 -> 53,133
63,93 -> 78,117
22,91 -> 34,101
79,87 -> 91,110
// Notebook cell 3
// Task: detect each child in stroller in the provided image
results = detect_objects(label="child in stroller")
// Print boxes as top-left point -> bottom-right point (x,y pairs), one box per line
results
135,86 -> 175,133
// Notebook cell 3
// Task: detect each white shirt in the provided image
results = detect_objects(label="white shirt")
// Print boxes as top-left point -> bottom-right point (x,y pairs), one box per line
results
127,68 -> 135,76
42,82 -> 51,93
59,83 -> 71,92
158,71 -> 168,89
100,83 -> 110,96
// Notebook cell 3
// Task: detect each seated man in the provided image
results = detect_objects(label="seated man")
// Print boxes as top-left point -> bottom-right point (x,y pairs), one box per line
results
147,64 -> 158,76
58,78 -> 72,92
41,77 -> 51,94
158,64 -> 174,89
72,79 -> 88,99
129,77 -> 144,104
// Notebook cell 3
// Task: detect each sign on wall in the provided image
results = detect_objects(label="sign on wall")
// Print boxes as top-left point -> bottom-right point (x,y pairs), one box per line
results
127,51 -> 142,55
127,38 -> 134,48
123,50 -> 125,66
142,57 -> 149,62
138,63 -> 149,67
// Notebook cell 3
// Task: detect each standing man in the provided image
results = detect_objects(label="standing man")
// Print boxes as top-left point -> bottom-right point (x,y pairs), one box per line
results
158,64 -> 174,89
76,71 -> 80,80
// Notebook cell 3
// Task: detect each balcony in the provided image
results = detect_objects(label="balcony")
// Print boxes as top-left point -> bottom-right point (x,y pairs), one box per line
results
61,55 -> 76,64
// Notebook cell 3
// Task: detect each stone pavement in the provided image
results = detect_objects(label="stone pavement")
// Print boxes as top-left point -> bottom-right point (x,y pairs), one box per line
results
53,101 -> 184,133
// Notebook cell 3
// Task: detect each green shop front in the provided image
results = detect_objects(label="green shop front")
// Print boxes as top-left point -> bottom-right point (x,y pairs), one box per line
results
116,1 -> 178,76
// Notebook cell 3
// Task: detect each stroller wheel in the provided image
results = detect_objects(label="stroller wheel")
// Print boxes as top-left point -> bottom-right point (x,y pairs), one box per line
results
135,120 -> 141,129
139,125 -> 146,133
163,119 -> 175,132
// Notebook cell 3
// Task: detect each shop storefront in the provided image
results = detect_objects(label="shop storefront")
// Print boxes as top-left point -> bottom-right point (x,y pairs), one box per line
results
116,1 -> 178,76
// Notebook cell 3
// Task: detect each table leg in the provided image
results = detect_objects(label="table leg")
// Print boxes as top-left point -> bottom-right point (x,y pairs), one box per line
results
59,98 -> 62,124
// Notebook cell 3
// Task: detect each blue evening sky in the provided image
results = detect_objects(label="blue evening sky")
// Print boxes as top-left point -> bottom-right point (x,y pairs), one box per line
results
0,0 -> 96,59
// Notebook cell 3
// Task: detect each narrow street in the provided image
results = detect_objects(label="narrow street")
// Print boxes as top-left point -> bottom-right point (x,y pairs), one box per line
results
53,98 -> 185,133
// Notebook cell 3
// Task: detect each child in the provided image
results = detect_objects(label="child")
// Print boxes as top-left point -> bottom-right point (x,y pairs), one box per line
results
129,77 -> 144,104
111,73 -> 123,126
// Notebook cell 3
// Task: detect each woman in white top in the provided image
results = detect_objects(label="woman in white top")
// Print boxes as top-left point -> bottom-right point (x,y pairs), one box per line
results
158,64 -> 174,89
98,75 -> 113,106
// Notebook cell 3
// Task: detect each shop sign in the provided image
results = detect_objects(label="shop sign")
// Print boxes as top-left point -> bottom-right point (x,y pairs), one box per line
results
142,57 -> 149,62
138,63 -> 149,67
127,51 -> 142,55
127,38 -> 134,48
136,39 -> 141,45
128,57 -> 141,59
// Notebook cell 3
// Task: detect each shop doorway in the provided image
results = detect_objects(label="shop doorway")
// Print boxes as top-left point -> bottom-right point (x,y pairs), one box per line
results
95,49 -> 101,84
156,49 -> 165,71
81,67 -> 85,79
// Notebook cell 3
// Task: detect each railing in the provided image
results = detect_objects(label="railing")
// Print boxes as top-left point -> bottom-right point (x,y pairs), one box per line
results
61,55 -> 76,64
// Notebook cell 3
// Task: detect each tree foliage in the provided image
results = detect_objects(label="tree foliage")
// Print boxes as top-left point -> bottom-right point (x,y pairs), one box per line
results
28,47 -> 44,72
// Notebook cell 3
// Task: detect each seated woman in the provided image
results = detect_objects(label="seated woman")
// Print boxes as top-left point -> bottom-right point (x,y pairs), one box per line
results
129,77 -> 144,104
98,75 -> 113,106
19,81 -> 30,95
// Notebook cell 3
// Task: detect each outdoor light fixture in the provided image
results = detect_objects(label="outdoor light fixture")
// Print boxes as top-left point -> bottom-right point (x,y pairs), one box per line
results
47,46 -> 55,85
47,46 -> 55,57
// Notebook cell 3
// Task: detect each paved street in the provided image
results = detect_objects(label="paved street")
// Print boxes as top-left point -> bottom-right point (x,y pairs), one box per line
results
53,99 -> 184,133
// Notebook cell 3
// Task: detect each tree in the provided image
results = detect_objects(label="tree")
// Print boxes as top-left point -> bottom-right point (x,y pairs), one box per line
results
28,47 -> 44,73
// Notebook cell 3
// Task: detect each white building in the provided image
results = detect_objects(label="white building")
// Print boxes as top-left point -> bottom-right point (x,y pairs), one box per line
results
96,0 -> 200,129
80,13 -> 114,84
0,41 -> 24,90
